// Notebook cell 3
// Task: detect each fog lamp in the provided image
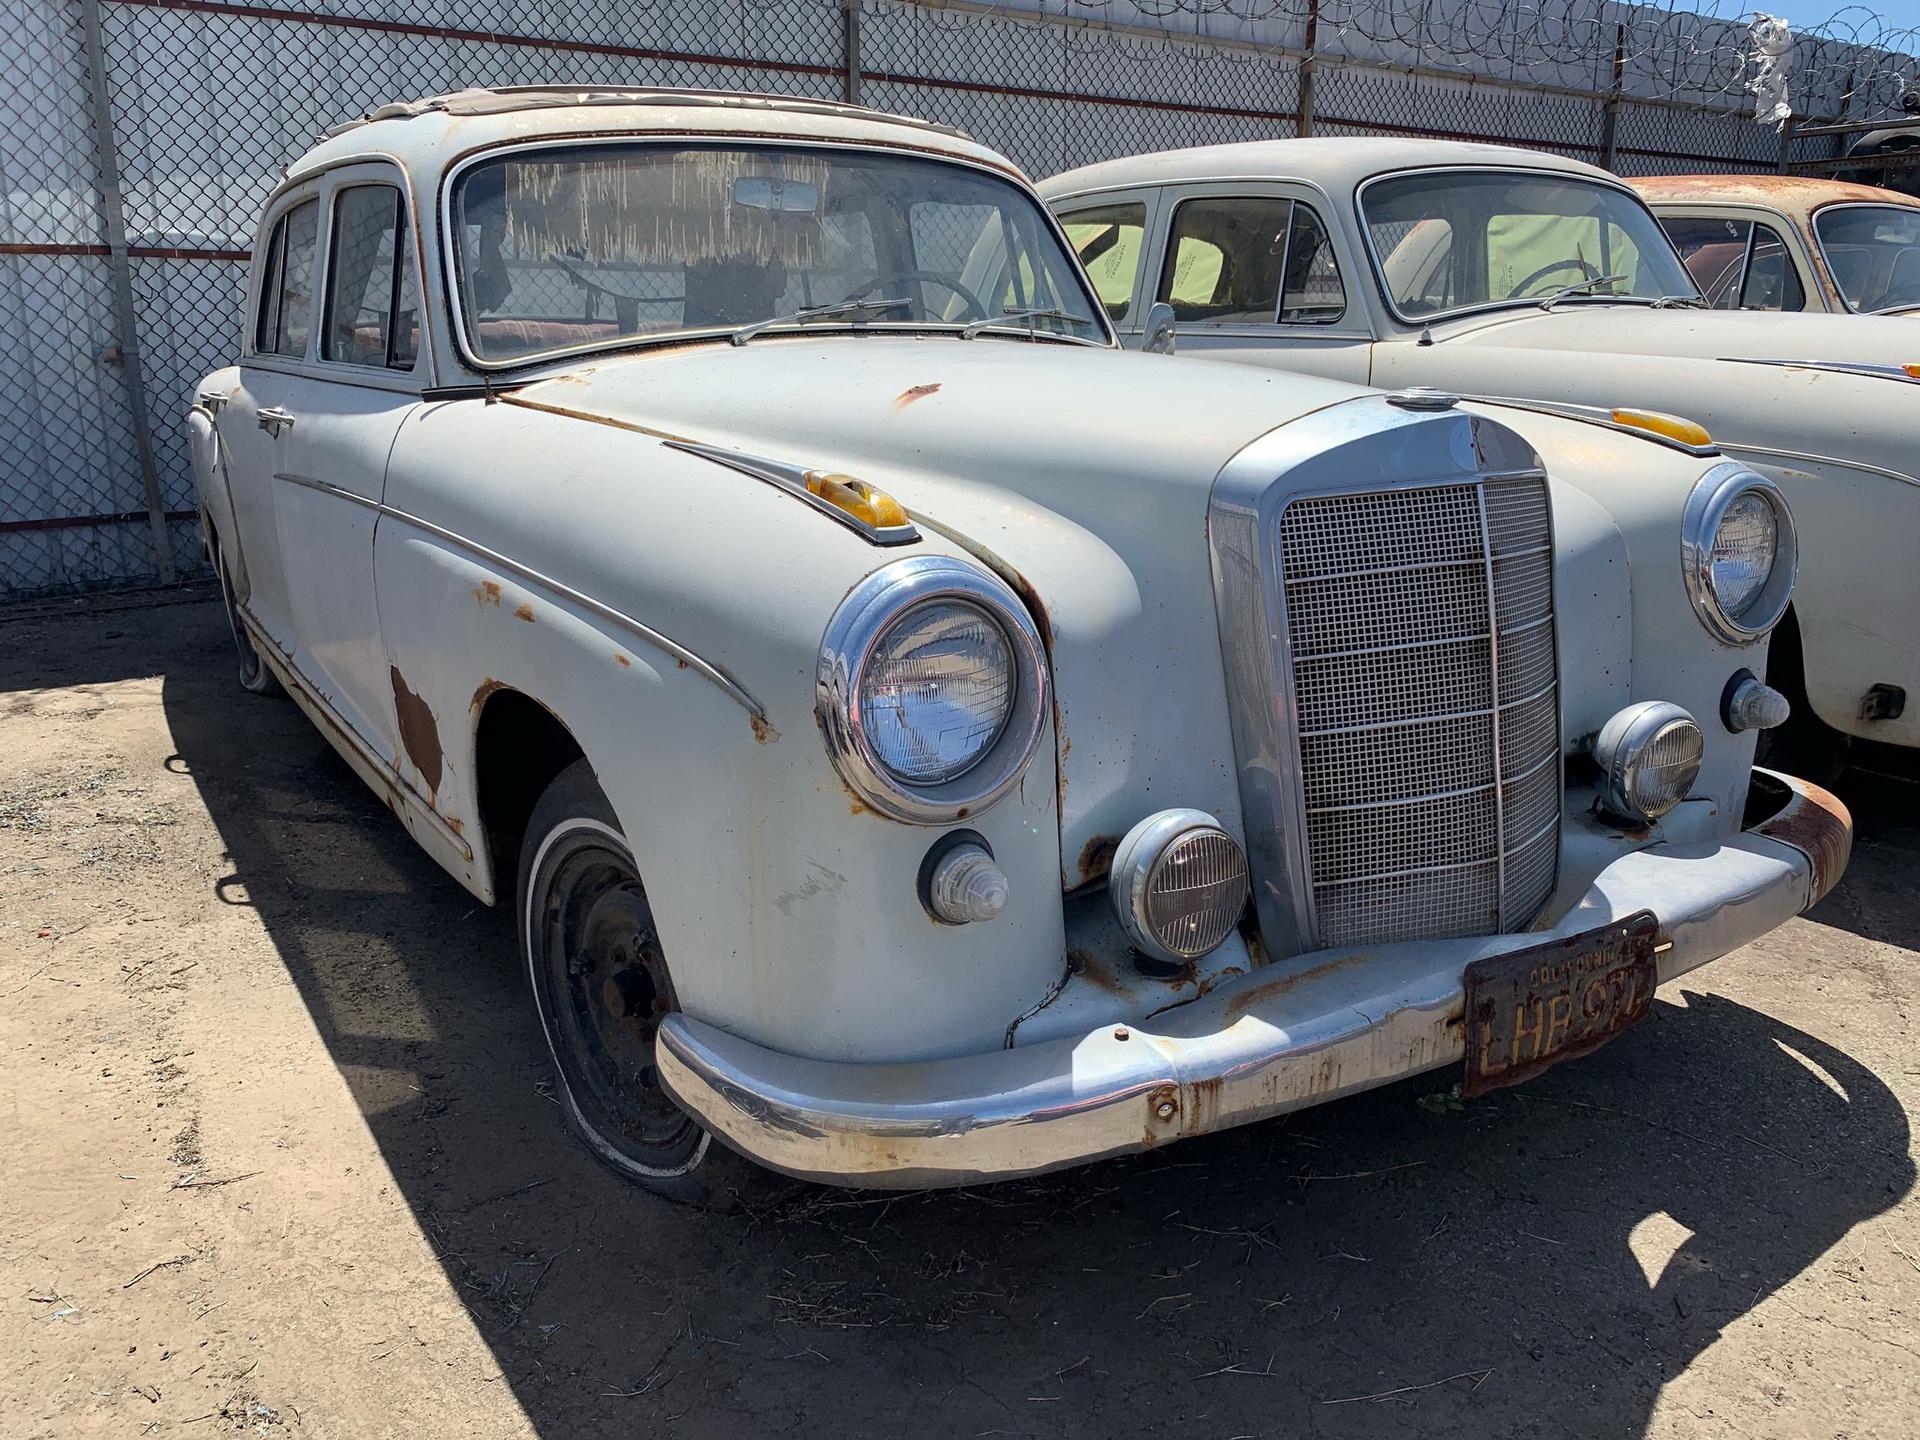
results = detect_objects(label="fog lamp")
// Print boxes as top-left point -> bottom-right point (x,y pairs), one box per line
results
1109,810 -> 1249,969
1593,701 -> 1703,822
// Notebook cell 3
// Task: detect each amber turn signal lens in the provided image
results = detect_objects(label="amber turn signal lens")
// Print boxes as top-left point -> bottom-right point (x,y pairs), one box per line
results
1904,364 -> 1920,380
1610,408 -> 1714,449
805,471 -> 908,529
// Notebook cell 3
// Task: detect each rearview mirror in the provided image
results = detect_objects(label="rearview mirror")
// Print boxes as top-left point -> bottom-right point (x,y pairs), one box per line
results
1141,301 -> 1177,355
733,176 -> 821,214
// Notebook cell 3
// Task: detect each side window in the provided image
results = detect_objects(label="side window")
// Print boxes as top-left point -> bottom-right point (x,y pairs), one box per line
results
1740,224 -> 1806,311
1661,216 -> 1752,309
256,198 -> 319,358
1279,203 -> 1346,325
1061,203 -> 1146,322
323,185 -> 420,370
1157,195 -> 1293,324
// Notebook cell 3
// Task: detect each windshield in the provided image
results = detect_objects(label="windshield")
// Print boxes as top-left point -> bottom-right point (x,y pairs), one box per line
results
1363,170 -> 1699,320
1812,205 -> 1920,313
451,143 -> 1105,362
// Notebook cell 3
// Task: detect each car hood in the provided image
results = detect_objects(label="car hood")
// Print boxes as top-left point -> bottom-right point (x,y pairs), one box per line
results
1432,303 -> 1920,365
508,334 -> 1370,889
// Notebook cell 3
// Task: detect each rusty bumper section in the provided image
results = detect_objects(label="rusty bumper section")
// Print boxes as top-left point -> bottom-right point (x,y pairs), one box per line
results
657,769 -> 1851,1190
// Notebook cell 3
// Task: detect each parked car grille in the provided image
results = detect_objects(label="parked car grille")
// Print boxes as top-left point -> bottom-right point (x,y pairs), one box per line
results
1280,476 -> 1560,948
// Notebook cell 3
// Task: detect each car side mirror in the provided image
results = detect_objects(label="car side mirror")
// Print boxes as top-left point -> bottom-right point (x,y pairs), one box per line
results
1141,301 -> 1177,355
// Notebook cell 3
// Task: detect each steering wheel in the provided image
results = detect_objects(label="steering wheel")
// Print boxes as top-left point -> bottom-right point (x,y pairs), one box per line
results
841,271 -> 990,322
1506,257 -> 1600,300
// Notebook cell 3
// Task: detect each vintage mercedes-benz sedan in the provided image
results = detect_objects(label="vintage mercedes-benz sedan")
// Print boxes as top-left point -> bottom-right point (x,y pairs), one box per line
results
1630,174 -> 1920,317
189,89 -> 1849,1203
1040,139 -> 1920,771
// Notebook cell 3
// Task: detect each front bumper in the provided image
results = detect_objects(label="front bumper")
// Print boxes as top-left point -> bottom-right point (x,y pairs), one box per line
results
658,769 -> 1851,1190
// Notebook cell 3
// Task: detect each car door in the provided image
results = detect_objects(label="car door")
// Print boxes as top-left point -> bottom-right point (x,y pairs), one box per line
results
268,164 -> 429,770
221,189 -> 323,647
1138,185 -> 1372,383
1053,190 -> 1164,342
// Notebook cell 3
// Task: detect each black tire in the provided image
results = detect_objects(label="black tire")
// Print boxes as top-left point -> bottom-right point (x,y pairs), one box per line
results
515,759 -> 781,1210
215,554 -> 283,697
1758,612 -> 1849,787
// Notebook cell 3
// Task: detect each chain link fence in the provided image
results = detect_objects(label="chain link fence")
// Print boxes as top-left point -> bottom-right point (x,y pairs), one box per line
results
4,0 -> 1915,599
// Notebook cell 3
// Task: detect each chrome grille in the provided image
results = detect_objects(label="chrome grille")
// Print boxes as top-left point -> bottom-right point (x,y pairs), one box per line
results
1282,476 -> 1560,947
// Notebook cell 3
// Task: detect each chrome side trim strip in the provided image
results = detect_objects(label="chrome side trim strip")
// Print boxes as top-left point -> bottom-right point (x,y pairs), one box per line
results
271,471 -> 766,718
1714,443 -> 1920,490
663,439 -> 921,547
1716,356 -> 1919,385
1461,394 -> 1721,456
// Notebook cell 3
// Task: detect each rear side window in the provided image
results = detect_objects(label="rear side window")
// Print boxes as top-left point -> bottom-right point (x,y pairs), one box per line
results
1061,203 -> 1146,321
1279,203 -> 1346,325
1158,195 -> 1293,323
1661,216 -> 1804,311
323,185 -> 420,370
1741,224 -> 1805,311
255,198 -> 319,357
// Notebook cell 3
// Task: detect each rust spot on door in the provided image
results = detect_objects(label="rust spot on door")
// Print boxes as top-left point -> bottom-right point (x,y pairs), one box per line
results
750,714 -> 781,744
390,668 -> 444,796
473,580 -> 502,607
892,382 -> 941,409
512,601 -> 535,623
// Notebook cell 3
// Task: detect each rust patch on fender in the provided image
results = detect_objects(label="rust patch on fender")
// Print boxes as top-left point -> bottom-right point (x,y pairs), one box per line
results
512,601 -> 535,623
470,677 -> 507,713
1751,773 -> 1854,905
614,653 -> 632,668
1222,952 -> 1369,1022
1068,948 -> 1128,995
750,714 -> 781,744
1077,834 -> 1119,886
473,580 -> 502,607
447,816 -> 464,836
892,382 -> 942,409
390,668 -> 444,796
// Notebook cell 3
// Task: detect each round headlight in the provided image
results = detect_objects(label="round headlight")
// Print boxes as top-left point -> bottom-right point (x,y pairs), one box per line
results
1683,464 -> 1796,645
859,600 -> 1014,783
818,556 -> 1049,825
1110,810 -> 1250,970
1593,701 -> 1703,823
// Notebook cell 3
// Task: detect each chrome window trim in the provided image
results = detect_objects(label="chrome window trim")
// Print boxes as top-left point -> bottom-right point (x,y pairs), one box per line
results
816,555 -> 1049,826
1208,394 -> 1557,956
1810,200 -> 1920,314
1680,462 -> 1798,648
1353,163 -> 1702,329
437,134 -> 1116,374
270,470 -> 765,718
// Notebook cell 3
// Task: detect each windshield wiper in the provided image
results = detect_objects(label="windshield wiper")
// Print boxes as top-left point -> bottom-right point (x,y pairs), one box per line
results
1652,294 -> 1709,309
959,306 -> 1084,341
1536,274 -> 1630,311
729,297 -> 910,347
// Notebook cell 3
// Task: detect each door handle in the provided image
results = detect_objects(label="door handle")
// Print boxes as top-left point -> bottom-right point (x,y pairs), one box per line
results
256,406 -> 296,436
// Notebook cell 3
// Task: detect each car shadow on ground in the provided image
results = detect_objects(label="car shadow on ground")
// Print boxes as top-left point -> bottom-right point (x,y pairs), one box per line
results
129,602 -> 1914,1438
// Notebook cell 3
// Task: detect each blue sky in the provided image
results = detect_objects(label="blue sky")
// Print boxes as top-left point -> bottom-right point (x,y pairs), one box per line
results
1781,0 -> 1920,35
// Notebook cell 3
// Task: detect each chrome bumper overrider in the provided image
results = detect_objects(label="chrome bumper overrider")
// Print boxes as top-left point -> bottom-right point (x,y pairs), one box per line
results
657,769 -> 1851,1190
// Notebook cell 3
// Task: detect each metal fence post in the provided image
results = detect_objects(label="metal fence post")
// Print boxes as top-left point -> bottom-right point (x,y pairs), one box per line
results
1296,0 -> 1318,137
78,0 -> 175,584
1598,24 -> 1625,171
842,0 -> 862,105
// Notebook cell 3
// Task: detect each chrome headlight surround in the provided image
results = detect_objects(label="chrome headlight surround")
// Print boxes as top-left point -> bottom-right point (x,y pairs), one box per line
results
817,555 -> 1049,825
1682,463 -> 1797,646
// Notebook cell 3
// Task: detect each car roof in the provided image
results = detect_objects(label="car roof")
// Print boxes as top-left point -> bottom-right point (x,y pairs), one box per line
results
1038,137 -> 1621,200
285,86 -> 1018,184
1627,173 -> 1920,220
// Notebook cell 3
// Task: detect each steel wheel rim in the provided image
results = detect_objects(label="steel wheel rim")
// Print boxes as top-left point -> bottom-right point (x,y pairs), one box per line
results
528,825 -> 701,1171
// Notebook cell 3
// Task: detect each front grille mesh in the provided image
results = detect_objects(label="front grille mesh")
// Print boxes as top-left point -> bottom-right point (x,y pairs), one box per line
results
1283,477 -> 1560,948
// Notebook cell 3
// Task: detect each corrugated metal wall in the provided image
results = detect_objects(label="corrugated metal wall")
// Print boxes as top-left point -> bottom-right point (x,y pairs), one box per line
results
2,0 -> 1912,599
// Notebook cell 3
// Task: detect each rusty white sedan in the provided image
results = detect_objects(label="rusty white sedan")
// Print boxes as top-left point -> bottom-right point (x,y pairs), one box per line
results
1631,173 -> 1920,317
1042,139 -> 1920,774
188,89 -> 1847,1204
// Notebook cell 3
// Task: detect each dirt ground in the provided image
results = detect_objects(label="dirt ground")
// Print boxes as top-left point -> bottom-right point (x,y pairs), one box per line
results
3,590 -> 1918,1439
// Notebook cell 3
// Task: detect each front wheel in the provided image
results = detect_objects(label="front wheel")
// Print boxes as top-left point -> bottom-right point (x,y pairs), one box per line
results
516,760 -> 770,1208
216,555 -> 282,697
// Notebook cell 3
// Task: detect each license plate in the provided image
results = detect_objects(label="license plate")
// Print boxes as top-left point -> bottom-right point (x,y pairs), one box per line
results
1461,910 -> 1659,1099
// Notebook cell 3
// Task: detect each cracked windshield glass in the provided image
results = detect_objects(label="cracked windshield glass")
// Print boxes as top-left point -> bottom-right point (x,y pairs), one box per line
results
453,143 -> 1105,361
1365,170 -> 1699,319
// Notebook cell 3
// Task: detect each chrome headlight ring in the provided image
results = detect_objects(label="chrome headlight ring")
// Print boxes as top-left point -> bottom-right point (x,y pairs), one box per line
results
1682,462 -> 1797,647
817,555 -> 1050,825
